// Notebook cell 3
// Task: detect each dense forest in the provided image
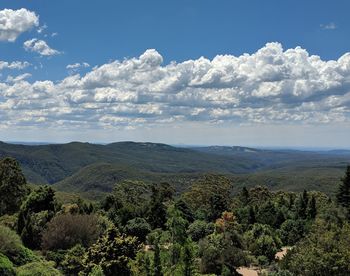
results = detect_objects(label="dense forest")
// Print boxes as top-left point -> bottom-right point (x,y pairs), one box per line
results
1,156 -> 350,275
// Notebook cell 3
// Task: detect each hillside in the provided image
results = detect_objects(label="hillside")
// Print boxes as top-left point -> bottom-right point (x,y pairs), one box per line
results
1,141 -> 350,197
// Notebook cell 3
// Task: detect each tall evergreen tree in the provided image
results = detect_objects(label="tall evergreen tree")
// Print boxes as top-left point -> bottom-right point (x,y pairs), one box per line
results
337,165 -> 350,214
0,157 -> 28,216
308,195 -> 317,219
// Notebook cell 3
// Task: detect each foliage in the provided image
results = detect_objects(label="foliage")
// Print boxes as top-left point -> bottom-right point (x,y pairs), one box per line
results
0,157 -> 28,216
0,253 -> 15,276
61,244 -> 85,275
15,260 -> 62,276
183,174 -> 231,220
337,165 -> 350,218
244,223 -> 282,261
278,219 -> 305,245
42,213 -> 101,250
187,220 -> 214,242
0,225 -> 39,265
18,186 -> 57,249
281,219 -> 350,275
82,227 -> 141,276
124,217 -> 151,243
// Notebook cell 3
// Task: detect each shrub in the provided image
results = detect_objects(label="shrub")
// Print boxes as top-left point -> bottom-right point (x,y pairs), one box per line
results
0,253 -> 15,276
16,260 -> 62,276
0,225 -> 22,255
82,227 -> 141,276
61,244 -> 85,275
187,220 -> 214,242
124,217 -> 151,242
42,213 -> 101,250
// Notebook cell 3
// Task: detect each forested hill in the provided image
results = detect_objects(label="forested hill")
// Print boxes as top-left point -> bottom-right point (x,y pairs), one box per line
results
0,141 -> 350,196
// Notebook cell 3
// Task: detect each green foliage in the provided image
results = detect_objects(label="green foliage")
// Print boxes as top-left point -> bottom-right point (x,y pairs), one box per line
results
153,237 -> 162,276
16,260 -> 62,276
82,227 -> 141,276
0,225 -> 39,265
0,157 -> 28,216
337,165 -> 350,218
42,213 -> 101,250
88,265 -> 105,276
244,223 -> 282,261
281,219 -> 350,275
183,174 -> 231,220
0,253 -> 15,276
181,239 -> 196,276
147,183 -> 173,229
187,220 -> 214,242
278,219 -> 305,245
124,217 -> 151,243
18,185 -> 57,249
61,244 -> 85,275
0,214 -> 18,231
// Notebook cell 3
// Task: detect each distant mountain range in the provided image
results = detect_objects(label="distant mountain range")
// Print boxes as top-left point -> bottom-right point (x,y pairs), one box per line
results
0,141 -> 349,198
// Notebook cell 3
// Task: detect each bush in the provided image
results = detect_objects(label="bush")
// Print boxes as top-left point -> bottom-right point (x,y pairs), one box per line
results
82,227 -> 140,276
0,253 -> 15,276
42,213 -> 101,250
0,225 -> 38,265
0,214 -> 18,230
187,220 -> 214,241
61,244 -> 85,275
0,225 -> 22,255
124,217 -> 151,242
16,260 -> 62,276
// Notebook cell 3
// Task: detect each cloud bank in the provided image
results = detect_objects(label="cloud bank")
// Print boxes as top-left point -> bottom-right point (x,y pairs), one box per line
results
1,42 -> 350,130
0,8 -> 39,42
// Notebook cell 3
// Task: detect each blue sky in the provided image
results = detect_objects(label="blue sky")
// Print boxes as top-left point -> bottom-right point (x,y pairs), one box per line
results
0,0 -> 350,147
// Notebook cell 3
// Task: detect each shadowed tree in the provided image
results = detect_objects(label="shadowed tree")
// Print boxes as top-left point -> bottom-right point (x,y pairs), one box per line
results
0,157 -> 28,216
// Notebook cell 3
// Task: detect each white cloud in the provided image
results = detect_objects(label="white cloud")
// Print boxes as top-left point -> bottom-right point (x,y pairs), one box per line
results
1,43 -> 350,130
320,22 -> 337,30
6,73 -> 31,83
23,38 -> 60,56
66,62 -> 90,74
0,8 -> 39,42
0,60 -> 30,70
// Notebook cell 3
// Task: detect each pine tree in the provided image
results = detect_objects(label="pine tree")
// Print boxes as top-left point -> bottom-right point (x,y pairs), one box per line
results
308,196 -> 317,219
0,157 -> 28,216
337,165 -> 350,218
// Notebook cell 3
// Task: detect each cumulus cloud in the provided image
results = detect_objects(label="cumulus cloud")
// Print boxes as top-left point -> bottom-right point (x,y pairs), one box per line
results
66,62 -> 90,74
0,60 -> 30,70
0,8 -> 39,42
23,38 -> 60,56
1,43 -> 350,129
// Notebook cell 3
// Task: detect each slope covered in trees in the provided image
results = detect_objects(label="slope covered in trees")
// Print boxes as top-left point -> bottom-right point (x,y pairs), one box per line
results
1,156 -> 350,275
1,141 -> 350,198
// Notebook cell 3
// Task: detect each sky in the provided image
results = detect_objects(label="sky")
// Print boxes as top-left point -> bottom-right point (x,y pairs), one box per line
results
0,0 -> 350,148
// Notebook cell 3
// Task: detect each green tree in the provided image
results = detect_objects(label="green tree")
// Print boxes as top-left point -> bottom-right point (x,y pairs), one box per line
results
147,183 -> 173,229
0,157 -> 28,216
61,244 -> 85,275
124,217 -> 151,243
308,195 -> 317,219
153,236 -> 162,276
82,227 -> 140,276
17,186 -> 57,249
337,165 -> 350,217
182,239 -> 195,276
281,219 -> 350,275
